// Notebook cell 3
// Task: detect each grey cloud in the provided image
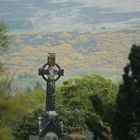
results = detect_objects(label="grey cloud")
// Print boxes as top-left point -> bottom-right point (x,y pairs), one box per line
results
1,0 -> 140,33
78,6 -> 140,24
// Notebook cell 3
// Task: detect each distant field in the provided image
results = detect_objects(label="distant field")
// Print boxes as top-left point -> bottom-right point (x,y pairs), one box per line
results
3,28 -> 140,92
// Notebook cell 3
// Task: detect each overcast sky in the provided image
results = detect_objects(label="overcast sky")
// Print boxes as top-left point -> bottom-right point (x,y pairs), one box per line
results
0,0 -> 140,33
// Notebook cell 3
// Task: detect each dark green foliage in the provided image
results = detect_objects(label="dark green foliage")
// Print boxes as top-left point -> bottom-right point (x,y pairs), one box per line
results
85,112 -> 111,140
90,95 -> 115,124
89,94 -> 115,140
112,44 -> 140,140
13,110 -> 39,140
58,107 -> 85,133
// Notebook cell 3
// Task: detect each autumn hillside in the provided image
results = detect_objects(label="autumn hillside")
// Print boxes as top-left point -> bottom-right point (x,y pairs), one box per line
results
4,28 -> 140,91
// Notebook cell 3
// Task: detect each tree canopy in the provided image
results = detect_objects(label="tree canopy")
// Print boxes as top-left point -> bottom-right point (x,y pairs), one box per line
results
56,74 -> 117,139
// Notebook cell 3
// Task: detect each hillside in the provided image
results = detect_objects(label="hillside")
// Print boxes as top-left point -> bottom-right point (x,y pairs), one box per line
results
2,28 -> 140,91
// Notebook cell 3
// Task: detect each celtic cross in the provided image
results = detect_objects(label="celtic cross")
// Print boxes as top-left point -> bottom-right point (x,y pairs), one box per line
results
39,53 -> 64,111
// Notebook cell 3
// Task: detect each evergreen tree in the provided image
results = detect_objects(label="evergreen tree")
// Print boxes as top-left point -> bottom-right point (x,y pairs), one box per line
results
112,44 -> 140,140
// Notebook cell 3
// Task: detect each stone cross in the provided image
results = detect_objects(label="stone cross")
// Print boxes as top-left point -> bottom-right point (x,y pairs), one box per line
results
36,53 -> 73,140
39,53 -> 64,111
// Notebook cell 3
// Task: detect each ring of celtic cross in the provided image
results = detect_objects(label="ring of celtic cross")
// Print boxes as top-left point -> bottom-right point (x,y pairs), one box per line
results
40,63 -> 61,82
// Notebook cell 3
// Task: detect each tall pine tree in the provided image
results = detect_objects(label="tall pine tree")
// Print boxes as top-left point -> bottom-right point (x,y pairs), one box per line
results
112,44 -> 140,140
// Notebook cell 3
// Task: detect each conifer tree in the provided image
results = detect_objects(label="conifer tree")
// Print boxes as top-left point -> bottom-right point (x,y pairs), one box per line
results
112,44 -> 140,140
